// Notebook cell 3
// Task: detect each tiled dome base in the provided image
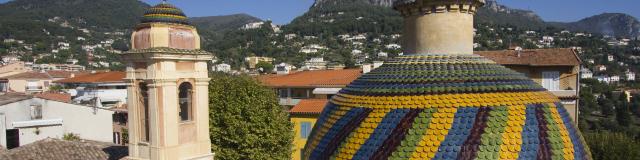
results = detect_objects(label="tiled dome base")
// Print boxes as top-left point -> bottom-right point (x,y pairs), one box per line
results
302,54 -> 591,160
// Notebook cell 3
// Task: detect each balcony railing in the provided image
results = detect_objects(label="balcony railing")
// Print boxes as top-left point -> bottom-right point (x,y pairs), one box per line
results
279,98 -> 301,106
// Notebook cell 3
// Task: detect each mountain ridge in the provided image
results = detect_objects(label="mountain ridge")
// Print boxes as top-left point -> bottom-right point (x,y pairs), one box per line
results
309,0 -> 640,38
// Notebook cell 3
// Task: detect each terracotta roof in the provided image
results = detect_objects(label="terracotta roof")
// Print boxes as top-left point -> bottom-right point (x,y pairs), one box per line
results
34,92 -> 72,103
258,69 -> 362,88
2,71 -> 51,79
46,71 -> 91,79
289,99 -> 328,115
0,138 -> 128,160
475,48 -> 581,66
55,72 -> 126,84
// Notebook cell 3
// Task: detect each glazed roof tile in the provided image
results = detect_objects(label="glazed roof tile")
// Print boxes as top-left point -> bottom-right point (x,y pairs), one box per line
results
54,72 -> 125,84
258,69 -> 362,88
125,47 -> 211,55
290,99 -> 329,115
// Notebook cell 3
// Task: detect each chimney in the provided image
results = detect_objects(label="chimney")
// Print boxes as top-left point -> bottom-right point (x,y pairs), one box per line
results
362,63 -> 372,74
394,0 -> 485,55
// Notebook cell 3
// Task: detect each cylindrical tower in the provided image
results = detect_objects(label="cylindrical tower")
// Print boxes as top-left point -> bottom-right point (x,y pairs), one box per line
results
395,0 -> 484,55
302,0 -> 591,159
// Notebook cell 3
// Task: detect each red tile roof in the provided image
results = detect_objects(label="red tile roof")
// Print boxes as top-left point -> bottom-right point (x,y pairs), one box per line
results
258,69 -> 362,88
34,93 -> 72,103
475,48 -> 581,66
289,99 -> 328,115
2,71 -> 51,79
46,71 -> 91,79
55,72 -> 126,83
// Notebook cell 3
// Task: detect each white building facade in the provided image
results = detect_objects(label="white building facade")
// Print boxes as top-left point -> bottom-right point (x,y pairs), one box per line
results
0,95 -> 114,149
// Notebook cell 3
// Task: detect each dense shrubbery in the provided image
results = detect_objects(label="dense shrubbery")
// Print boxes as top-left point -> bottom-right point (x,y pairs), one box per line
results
585,132 -> 640,160
208,73 -> 293,160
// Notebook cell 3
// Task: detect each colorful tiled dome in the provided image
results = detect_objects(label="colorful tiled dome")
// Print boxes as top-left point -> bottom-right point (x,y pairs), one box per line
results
140,3 -> 190,25
302,54 -> 591,159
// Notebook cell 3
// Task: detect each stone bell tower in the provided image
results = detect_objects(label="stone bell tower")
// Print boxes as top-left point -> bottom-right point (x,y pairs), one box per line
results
122,2 -> 214,160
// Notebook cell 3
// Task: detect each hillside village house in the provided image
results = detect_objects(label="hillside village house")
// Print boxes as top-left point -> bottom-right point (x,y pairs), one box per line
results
245,56 -> 275,69
0,93 -> 115,149
0,70 -> 86,94
271,48 -> 584,159
581,68 -> 593,79
477,48 -> 582,121
626,70 -> 636,81
2,72 -> 53,94
0,62 -> 29,78
596,65 -> 607,72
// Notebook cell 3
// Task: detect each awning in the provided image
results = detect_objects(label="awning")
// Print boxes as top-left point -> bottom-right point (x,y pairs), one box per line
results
312,88 -> 342,95
12,118 -> 63,128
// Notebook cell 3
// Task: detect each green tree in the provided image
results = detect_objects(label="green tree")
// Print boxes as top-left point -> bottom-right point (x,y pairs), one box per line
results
585,132 -> 640,160
63,133 -> 81,141
599,97 -> 615,117
255,61 -> 274,74
208,74 -> 293,160
616,93 -> 632,127
112,39 -> 130,51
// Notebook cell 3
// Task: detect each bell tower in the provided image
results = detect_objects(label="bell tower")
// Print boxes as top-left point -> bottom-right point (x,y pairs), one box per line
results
122,2 -> 214,160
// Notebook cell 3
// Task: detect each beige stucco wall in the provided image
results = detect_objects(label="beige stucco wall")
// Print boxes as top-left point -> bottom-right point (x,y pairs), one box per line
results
403,12 -> 474,55
504,65 -> 580,122
0,62 -> 28,78
8,79 -> 51,93
0,98 -> 115,147
124,53 -> 214,160
505,66 -> 577,90
131,23 -> 201,50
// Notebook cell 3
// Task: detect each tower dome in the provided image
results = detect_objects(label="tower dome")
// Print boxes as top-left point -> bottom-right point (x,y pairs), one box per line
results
130,2 -> 201,51
302,0 -> 591,159
140,3 -> 190,25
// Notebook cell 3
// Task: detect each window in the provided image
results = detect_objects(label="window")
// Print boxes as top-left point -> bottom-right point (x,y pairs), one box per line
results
542,71 -> 560,91
278,89 -> 288,98
139,82 -> 150,142
179,82 -> 193,122
300,122 -> 312,139
30,105 -> 42,120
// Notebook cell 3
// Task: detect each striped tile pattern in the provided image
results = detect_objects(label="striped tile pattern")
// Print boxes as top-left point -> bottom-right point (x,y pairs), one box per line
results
302,54 -> 591,160
141,3 -> 190,25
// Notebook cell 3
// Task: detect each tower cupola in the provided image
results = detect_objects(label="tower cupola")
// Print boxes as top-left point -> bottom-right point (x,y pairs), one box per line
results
122,2 -> 214,160
131,3 -> 201,50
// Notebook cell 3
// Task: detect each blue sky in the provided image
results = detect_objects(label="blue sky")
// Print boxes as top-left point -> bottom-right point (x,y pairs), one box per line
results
1,0 -> 639,24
